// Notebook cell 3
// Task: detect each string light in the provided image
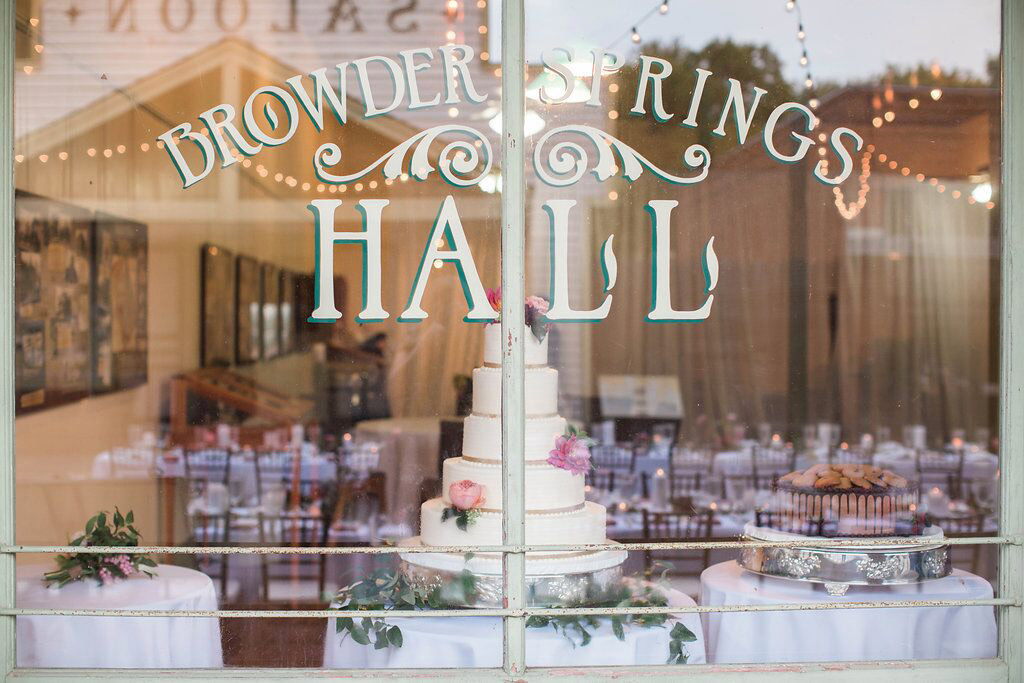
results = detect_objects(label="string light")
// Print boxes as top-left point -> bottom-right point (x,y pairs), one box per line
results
659,1 -> 669,14
631,27 -> 641,44
871,151 -> 995,210
787,1 -> 816,109
823,149 -> 872,220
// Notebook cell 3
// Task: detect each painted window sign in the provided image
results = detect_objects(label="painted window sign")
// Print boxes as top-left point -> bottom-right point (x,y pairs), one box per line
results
159,44 -> 862,324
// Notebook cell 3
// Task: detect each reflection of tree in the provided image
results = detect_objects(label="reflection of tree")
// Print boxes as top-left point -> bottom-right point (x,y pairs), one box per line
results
613,39 -> 796,170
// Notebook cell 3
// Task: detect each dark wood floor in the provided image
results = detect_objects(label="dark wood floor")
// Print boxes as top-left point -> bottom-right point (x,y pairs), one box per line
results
221,609 -> 328,668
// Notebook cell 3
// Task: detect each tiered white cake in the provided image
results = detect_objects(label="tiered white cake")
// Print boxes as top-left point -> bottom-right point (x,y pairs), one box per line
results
401,322 -> 626,579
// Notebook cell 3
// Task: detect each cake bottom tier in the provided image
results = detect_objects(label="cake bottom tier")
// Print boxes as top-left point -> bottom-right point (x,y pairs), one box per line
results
399,536 -> 627,579
420,498 -> 609,549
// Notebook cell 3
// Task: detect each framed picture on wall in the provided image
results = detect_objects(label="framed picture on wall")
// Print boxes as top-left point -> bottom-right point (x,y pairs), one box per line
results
262,263 -> 281,359
236,255 -> 262,364
200,243 -> 236,367
14,191 -> 93,414
280,269 -> 295,355
91,213 -> 148,393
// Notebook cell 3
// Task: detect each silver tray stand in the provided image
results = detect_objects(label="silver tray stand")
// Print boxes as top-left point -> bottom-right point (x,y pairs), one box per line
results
738,542 -> 952,596
399,559 -> 625,608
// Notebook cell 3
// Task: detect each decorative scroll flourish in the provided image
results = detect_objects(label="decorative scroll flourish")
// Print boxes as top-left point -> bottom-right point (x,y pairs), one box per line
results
314,125 -> 492,187
532,124 -> 711,187
702,236 -> 718,293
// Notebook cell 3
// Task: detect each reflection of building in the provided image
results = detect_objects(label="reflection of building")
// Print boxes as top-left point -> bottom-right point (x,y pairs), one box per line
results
13,36 -> 498,541
591,84 -> 999,444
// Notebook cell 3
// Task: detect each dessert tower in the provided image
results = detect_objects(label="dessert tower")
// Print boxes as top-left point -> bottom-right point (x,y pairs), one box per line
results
400,321 -> 625,599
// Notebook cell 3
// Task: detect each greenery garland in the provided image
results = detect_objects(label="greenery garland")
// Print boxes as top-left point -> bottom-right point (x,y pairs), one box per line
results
330,560 -> 696,663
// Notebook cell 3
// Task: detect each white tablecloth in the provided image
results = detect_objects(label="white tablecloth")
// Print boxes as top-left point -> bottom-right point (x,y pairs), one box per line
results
158,451 -> 336,504
700,561 -> 996,663
323,588 -> 705,667
17,563 -> 222,668
355,417 -> 444,524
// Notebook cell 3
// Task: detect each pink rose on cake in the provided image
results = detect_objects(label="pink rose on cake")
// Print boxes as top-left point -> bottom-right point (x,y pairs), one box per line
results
486,287 -> 501,313
483,287 -> 551,342
442,480 -> 485,531
448,480 -> 485,510
525,295 -> 550,342
548,434 -> 592,476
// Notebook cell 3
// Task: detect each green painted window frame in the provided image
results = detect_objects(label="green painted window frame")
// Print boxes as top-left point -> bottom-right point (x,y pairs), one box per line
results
1,0 -> 1022,679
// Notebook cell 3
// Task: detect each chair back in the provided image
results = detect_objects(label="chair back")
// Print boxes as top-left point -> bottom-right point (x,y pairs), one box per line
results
255,450 -> 296,497
590,444 -> 634,473
670,471 -> 703,498
184,448 -> 232,485
641,509 -> 713,540
917,451 -> 965,499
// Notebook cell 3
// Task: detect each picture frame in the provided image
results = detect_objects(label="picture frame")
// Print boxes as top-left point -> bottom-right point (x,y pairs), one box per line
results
200,243 -> 236,367
91,212 -> 148,394
235,255 -> 262,364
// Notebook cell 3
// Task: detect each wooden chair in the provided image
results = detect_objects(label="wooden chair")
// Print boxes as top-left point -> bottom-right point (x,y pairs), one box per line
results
183,448 -> 232,496
186,511 -> 232,599
917,452 -> 966,500
641,509 -> 714,577
257,513 -> 329,604
254,450 -> 296,504
586,469 -> 618,492
669,471 -> 703,498
590,445 -> 634,473
932,511 -> 986,575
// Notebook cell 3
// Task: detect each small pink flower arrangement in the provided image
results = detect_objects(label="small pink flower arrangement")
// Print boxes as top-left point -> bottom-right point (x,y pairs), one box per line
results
484,287 -> 551,342
43,509 -> 157,588
441,480 -> 486,530
486,287 -> 501,312
547,426 -> 593,476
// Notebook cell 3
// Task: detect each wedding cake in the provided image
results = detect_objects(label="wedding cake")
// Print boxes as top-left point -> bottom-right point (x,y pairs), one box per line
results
400,302 -> 626,601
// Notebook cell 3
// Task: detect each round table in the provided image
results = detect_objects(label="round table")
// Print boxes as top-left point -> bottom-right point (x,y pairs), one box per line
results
355,417 -> 446,524
700,561 -> 996,663
16,563 -> 223,668
322,587 -> 705,667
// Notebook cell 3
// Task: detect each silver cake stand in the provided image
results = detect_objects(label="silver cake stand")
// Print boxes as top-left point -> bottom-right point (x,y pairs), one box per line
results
398,537 -> 628,608
737,524 -> 952,596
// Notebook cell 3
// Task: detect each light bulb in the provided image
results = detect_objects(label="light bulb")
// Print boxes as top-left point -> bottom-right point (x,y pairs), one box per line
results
659,2 -> 669,14
631,29 -> 641,43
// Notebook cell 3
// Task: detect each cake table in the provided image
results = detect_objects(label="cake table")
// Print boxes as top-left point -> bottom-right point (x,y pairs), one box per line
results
323,587 -> 705,668
16,563 -> 223,668
700,561 -> 996,663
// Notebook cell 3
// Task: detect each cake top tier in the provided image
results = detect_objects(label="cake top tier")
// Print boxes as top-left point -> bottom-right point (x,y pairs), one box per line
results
483,322 -> 548,367
777,463 -> 912,493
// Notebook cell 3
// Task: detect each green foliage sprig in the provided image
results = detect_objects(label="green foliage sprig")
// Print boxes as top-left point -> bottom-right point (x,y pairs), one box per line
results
332,564 -> 477,649
43,508 -> 157,587
440,505 -> 481,531
332,563 -> 696,663
525,582 -> 697,663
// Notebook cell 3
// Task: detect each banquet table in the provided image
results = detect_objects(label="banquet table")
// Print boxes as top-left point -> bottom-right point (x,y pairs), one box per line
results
355,417 -> 446,524
322,587 -> 705,667
158,450 -> 337,503
873,449 -> 999,481
16,563 -> 223,668
700,561 -> 996,663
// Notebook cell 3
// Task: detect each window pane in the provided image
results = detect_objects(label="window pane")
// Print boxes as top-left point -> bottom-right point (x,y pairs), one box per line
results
14,0 -> 502,668
523,0 -> 1001,666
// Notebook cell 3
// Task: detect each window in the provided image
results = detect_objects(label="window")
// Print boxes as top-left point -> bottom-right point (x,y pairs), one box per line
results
2,0 -> 1021,678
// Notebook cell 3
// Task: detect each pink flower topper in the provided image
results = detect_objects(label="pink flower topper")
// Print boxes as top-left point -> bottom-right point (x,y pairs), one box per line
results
448,480 -> 486,511
547,434 -> 592,476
